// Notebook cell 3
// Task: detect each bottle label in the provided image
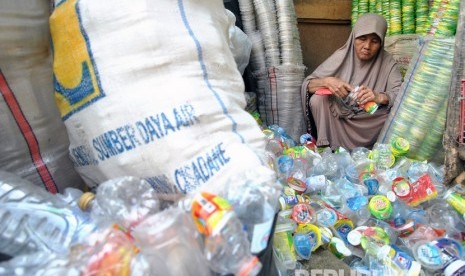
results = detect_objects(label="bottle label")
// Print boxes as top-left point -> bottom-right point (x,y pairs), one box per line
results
407,174 -> 438,207
250,218 -> 274,254
191,192 -> 232,235
446,192 -> 465,215
415,242 -> 443,268
389,244 -> 415,271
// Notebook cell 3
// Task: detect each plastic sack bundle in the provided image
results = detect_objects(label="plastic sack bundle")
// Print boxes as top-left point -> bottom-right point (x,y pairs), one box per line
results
0,0 -> 85,193
49,0 -> 269,192
384,34 -> 421,79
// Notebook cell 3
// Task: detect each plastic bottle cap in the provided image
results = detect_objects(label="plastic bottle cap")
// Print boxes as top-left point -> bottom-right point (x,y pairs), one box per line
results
347,230 -> 362,246
78,192 -> 96,211
368,195 -> 392,220
377,244 -> 391,259
386,191 -> 397,202
444,259 -> 465,276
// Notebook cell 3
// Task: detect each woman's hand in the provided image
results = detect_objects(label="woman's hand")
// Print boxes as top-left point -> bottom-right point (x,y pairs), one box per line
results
357,85 -> 389,105
356,85 -> 376,105
307,77 -> 352,98
324,77 -> 352,98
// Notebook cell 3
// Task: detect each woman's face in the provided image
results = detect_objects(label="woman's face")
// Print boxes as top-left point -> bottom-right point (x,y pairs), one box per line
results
354,33 -> 381,61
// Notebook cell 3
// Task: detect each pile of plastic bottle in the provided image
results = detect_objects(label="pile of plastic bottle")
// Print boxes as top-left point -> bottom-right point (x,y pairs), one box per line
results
3,122 -> 465,276
0,166 -> 281,275
264,124 -> 465,276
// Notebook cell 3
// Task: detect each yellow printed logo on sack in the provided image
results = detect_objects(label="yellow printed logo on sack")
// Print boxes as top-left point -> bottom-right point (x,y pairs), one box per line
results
50,0 -> 105,120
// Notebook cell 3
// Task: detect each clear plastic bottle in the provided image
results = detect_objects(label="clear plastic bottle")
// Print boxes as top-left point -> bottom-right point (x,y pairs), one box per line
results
78,176 -> 161,231
372,143 -> 395,171
272,219 -> 297,272
0,170 -> 79,257
377,244 -> 422,276
206,167 -> 280,255
232,194 -> 276,255
191,192 -> 262,276
58,187 -> 97,245
131,207 -> 211,276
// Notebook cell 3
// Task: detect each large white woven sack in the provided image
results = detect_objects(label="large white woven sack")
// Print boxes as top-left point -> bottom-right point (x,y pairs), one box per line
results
50,0 -> 268,193
0,0 -> 85,193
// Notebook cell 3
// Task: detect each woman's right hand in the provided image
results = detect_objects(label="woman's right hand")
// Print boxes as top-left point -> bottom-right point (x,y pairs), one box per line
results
323,77 -> 352,98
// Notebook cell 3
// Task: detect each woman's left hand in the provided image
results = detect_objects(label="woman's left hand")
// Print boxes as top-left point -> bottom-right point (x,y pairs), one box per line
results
356,85 -> 378,105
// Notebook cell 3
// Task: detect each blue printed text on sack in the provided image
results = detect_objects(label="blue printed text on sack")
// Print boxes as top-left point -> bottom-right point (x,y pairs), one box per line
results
175,142 -> 230,193
69,103 -> 198,166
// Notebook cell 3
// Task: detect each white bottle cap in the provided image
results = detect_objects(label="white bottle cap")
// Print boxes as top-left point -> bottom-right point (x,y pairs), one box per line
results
407,261 -> 422,276
444,259 -> 465,276
386,191 -> 397,202
347,230 -> 362,246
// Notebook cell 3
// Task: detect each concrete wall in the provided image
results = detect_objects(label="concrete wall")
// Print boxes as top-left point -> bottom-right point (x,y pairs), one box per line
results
294,0 -> 352,75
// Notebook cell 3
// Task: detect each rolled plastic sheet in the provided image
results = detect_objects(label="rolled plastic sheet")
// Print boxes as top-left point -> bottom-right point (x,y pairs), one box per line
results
427,0 -> 460,37
415,0 -> 430,35
378,38 -> 455,161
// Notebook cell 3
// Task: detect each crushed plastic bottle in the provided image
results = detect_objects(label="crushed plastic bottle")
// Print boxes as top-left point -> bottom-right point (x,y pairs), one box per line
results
0,170 -> 79,256
78,176 -> 161,231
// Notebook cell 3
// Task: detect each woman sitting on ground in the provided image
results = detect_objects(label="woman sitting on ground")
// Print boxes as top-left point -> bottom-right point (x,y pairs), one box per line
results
301,13 -> 402,150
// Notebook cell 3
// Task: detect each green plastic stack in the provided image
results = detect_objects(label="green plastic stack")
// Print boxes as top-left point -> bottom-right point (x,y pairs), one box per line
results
375,0 -> 382,15
358,0 -> 369,17
379,38 -> 455,161
351,0 -> 359,27
369,0 -> 376,13
382,1 -> 391,35
427,0 -> 460,37
401,0 -> 415,34
389,0 -> 402,35
415,0 -> 430,34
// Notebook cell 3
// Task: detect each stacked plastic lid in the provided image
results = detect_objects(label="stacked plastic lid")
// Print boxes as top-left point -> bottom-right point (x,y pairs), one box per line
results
238,0 -> 265,72
415,0 -> 430,35
381,1 -> 391,34
275,0 -> 303,66
389,0 -> 402,35
253,0 -> 280,68
401,0 -> 415,34
238,0 -> 256,35
351,0 -> 359,27
427,0 -> 461,37
238,0 -> 306,141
